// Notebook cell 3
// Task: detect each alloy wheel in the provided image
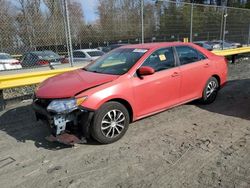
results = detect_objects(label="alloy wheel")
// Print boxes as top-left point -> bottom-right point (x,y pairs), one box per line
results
101,109 -> 125,138
206,80 -> 217,98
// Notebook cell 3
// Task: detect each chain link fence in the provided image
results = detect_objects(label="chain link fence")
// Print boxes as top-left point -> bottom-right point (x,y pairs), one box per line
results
0,0 -> 249,72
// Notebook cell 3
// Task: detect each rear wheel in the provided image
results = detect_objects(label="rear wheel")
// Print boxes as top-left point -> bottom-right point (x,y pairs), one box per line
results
91,102 -> 130,144
200,77 -> 219,104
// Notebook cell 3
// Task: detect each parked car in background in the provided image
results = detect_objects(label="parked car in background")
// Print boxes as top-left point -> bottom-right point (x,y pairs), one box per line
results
33,42 -> 228,145
21,50 -> 64,68
212,40 -> 242,50
211,40 -> 236,50
193,41 -> 213,51
97,46 -> 107,52
231,42 -> 242,48
224,40 -> 242,48
0,53 -> 22,71
64,49 -> 105,64
194,40 -> 242,51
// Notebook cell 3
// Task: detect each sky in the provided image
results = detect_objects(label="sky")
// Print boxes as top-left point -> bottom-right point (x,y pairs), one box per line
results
13,0 -> 99,23
79,0 -> 99,23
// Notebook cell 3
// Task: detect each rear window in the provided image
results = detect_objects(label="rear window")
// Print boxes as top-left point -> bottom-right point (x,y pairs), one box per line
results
73,51 -> 86,58
87,51 -> 104,57
33,51 -> 60,59
194,43 -> 203,47
0,54 -> 12,59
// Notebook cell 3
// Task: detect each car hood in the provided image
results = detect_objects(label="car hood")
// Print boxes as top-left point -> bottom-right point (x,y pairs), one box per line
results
35,69 -> 119,98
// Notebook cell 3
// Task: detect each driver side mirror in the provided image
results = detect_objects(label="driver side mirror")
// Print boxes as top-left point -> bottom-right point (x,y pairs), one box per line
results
137,66 -> 155,77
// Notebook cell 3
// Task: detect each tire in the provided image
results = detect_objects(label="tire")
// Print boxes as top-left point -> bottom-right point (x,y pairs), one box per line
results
91,101 -> 130,144
200,77 -> 219,104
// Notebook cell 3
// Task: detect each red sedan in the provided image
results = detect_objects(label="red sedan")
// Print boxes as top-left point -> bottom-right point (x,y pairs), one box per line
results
33,42 -> 227,144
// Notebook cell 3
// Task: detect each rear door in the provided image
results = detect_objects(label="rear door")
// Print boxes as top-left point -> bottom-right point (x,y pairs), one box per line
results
132,47 -> 181,117
175,45 -> 211,102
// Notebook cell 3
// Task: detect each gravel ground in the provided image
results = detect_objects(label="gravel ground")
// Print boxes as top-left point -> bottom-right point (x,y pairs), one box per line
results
0,59 -> 250,188
4,85 -> 37,100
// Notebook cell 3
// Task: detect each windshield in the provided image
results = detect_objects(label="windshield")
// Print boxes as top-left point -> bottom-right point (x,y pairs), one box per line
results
0,54 -> 12,59
33,51 -> 60,59
87,51 -> 104,57
84,48 -> 148,75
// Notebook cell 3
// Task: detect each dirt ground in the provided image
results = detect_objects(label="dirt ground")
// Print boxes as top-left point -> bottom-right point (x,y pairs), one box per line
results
0,59 -> 250,188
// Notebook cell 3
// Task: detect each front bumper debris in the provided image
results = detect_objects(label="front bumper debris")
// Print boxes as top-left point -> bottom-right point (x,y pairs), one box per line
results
46,133 -> 85,146
33,102 -> 76,136
53,114 -> 76,135
32,101 -> 94,145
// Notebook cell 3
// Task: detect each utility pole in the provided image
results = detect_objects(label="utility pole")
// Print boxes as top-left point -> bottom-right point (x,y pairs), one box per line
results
222,7 -> 227,50
219,7 -> 224,41
222,0 -> 228,50
248,23 -> 250,45
190,3 -> 194,42
141,0 -> 144,44
0,35 -> 3,52
63,0 -> 73,67
61,1 -> 70,60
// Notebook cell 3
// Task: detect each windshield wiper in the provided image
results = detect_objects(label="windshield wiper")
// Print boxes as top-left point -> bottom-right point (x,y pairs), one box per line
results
82,67 -> 88,71
83,68 -> 102,73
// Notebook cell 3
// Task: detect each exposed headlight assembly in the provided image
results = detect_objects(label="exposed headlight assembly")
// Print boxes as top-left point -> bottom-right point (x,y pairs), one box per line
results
47,97 -> 87,114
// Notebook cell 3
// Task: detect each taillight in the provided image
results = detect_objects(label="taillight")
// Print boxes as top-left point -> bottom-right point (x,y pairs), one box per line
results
37,61 -> 49,65
11,61 -> 20,65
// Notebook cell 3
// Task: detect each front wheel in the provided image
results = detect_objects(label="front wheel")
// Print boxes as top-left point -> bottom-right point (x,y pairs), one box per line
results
91,102 -> 130,144
200,77 -> 219,104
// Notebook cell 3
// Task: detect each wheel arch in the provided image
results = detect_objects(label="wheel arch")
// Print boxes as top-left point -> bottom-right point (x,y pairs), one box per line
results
200,74 -> 221,98
106,98 -> 134,123
211,74 -> 221,88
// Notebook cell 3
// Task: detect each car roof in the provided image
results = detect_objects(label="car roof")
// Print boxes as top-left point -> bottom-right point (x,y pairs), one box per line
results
74,49 -> 101,52
33,51 -> 59,55
26,50 -> 54,54
119,42 -> 189,50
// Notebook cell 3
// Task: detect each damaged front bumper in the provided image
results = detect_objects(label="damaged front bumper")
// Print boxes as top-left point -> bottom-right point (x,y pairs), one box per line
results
32,102 -> 94,145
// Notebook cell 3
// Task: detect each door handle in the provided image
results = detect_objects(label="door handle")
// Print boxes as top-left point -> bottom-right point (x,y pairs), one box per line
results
171,72 -> 179,77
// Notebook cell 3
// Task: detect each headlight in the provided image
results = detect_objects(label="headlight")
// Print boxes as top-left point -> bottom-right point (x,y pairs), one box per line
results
47,97 -> 87,114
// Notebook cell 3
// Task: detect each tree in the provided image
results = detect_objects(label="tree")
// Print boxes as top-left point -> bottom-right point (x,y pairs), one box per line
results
68,1 -> 85,44
0,0 -> 16,51
43,0 -> 65,47
97,0 -> 143,42
15,0 -> 44,49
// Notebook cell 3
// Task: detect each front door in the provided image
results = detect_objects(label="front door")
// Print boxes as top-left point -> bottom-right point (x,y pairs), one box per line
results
132,47 -> 181,117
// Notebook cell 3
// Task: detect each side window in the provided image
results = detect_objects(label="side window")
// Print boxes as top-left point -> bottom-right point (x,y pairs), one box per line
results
194,43 -> 203,47
142,47 -> 175,72
176,46 -> 205,65
26,54 -> 32,61
176,46 -> 198,65
73,51 -> 86,58
198,51 -> 206,60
